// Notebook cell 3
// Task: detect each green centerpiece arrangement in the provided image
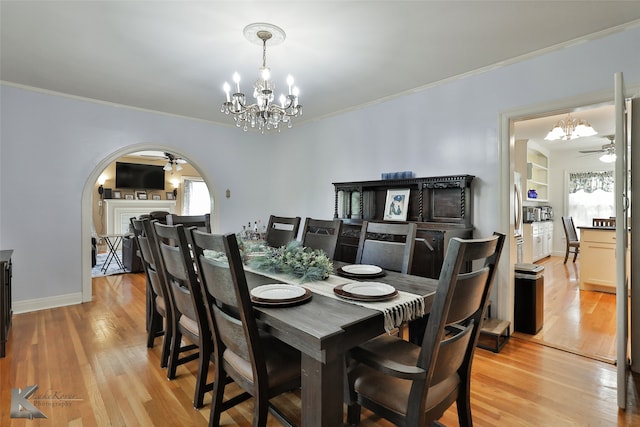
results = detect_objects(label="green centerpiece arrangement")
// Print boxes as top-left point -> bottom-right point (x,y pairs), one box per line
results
248,241 -> 333,283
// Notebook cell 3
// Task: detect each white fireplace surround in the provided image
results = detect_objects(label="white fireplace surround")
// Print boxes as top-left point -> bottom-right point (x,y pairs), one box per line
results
104,199 -> 177,234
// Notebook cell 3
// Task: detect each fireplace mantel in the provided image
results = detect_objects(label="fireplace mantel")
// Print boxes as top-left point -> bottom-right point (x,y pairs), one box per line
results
104,200 -> 177,234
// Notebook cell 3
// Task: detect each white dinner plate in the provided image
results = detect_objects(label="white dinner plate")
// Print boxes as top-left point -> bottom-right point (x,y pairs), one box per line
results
341,264 -> 383,275
342,282 -> 395,297
250,284 -> 306,301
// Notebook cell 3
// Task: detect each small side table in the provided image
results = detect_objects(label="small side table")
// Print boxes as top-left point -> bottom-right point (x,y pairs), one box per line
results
99,234 -> 126,273
478,318 -> 511,353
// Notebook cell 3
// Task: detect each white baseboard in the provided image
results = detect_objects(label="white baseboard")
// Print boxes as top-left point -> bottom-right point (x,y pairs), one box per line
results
13,292 -> 84,314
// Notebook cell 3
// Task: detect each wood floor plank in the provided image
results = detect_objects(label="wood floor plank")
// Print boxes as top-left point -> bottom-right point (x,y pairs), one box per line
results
1,269 -> 639,426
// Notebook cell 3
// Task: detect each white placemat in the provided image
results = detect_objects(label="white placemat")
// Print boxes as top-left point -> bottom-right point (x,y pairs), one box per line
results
244,266 -> 426,332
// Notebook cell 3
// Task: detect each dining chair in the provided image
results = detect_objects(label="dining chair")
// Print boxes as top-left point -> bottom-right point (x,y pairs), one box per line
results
190,229 -> 301,427
300,217 -> 343,259
561,216 -> 580,263
152,221 -> 213,409
166,213 -> 211,232
592,217 -> 616,227
346,232 -> 505,427
265,215 -> 301,248
130,218 -> 170,367
355,221 -> 417,273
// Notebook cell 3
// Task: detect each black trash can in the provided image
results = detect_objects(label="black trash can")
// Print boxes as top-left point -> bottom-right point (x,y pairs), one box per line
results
514,263 -> 544,335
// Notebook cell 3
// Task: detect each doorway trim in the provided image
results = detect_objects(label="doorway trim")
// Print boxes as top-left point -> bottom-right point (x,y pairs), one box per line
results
81,143 -> 216,302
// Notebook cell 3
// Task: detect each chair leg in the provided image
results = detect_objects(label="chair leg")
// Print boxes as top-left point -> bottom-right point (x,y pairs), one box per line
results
193,342 -> 213,409
160,318 -> 171,368
564,246 -> 569,264
347,402 -> 362,425
573,249 -> 578,263
209,364 -> 226,427
147,309 -> 162,348
254,397 -> 270,427
167,329 -> 183,379
456,384 -> 473,427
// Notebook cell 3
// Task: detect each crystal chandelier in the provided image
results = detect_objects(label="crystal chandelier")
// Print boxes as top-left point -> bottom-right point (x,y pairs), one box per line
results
222,23 -> 302,133
544,113 -> 597,141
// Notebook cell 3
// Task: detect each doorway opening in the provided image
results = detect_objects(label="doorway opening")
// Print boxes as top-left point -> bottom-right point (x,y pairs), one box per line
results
508,101 -> 617,363
82,144 -> 215,301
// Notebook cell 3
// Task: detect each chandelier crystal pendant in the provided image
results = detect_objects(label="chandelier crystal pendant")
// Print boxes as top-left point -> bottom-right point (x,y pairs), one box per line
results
544,113 -> 597,141
221,23 -> 302,133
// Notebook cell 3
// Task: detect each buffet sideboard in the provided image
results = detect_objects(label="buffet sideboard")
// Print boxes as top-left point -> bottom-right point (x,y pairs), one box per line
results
333,175 -> 474,279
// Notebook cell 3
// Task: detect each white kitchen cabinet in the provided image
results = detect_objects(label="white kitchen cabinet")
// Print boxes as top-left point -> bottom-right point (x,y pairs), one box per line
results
522,221 -> 553,263
579,228 -> 623,293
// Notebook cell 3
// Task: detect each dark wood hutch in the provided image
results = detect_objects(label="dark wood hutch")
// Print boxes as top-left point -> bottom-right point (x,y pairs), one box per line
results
333,175 -> 474,279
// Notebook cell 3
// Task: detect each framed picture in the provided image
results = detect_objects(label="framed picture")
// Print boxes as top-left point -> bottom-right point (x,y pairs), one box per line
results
166,192 -> 175,200
113,191 -> 122,199
152,194 -> 161,200
136,191 -> 147,200
124,194 -> 134,200
383,189 -> 410,221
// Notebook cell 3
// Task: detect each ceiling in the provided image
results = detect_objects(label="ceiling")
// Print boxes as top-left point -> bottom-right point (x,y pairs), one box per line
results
2,1 -> 639,137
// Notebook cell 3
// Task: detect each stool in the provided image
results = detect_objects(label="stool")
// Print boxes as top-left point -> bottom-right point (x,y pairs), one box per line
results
477,318 -> 511,353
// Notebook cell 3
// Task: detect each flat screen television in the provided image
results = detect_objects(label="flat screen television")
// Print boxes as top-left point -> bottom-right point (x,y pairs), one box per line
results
115,162 -> 165,190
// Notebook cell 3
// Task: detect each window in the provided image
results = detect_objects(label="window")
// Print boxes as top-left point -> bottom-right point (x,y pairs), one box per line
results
567,171 -> 614,231
182,177 -> 211,215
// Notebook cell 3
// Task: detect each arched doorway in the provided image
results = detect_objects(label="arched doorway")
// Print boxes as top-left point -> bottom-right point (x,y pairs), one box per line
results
81,143 -> 216,302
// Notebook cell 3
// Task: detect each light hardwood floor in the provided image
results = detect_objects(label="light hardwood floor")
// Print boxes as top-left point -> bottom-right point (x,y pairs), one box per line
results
1,270 -> 639,426
514,256 -> 617,363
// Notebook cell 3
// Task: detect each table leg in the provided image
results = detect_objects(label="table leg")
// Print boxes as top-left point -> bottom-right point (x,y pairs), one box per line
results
301,354 -> 344,427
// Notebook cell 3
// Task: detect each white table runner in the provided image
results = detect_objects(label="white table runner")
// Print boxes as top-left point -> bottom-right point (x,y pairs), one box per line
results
244,266 -> 426,332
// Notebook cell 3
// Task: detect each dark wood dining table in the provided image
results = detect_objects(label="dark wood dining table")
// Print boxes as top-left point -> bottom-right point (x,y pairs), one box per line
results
245,261 -> 438,427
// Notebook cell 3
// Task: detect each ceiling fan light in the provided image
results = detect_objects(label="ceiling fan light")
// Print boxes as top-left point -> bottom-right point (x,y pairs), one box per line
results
175,163 -> 183,171
163,162 -> 172,171
599,153 -> 616,163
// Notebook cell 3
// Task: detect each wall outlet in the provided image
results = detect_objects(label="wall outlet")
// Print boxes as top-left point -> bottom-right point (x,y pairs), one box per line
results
98,200 -> 102,207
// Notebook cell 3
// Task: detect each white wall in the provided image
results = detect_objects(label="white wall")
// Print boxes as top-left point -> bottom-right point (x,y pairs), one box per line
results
1,26 -> 640,316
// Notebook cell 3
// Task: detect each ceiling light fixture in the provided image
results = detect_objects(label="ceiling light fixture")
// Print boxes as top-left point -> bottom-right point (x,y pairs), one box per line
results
544,113 -> 597,141
599,152 -> 617,163
163,153 -> 187,171
221,23 -> 302,133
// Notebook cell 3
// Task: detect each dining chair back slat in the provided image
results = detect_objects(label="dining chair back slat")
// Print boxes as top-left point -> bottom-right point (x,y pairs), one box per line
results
265,215 -> 301,248
301,217 -> 343,259
356,221 -> 417,273
166,213 -> 211,232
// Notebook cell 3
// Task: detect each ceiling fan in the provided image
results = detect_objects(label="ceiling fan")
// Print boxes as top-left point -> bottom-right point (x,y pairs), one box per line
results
579,135 -> 616,163
162,152 -> 187,171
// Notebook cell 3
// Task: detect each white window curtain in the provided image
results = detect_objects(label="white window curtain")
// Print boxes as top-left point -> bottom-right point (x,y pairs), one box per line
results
567,171 -> 614,231
182,177 -> 211,215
